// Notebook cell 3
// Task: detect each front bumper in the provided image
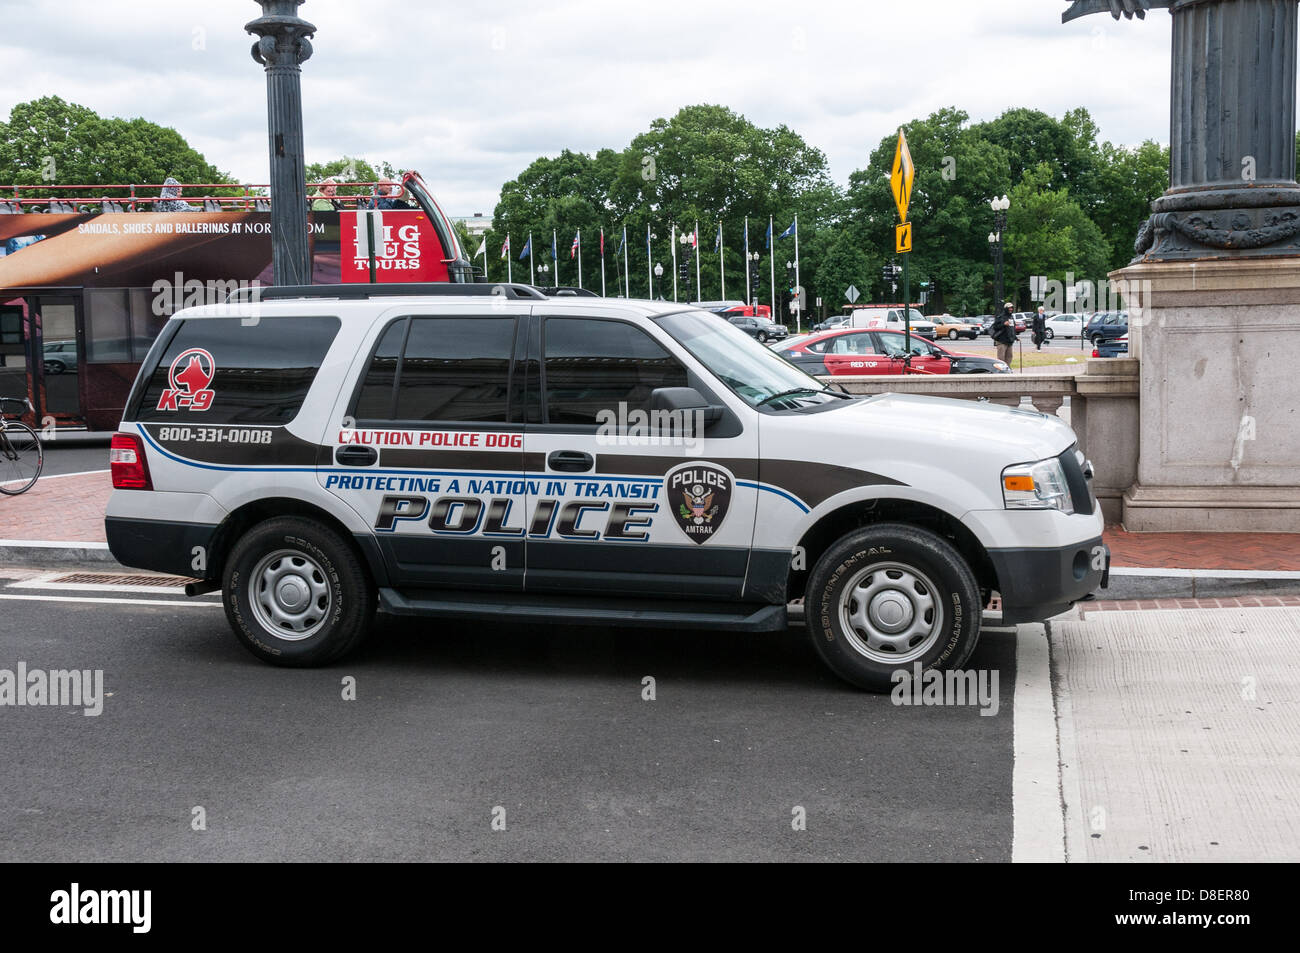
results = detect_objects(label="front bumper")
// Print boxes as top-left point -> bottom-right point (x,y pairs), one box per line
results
987,537 -> 1109,624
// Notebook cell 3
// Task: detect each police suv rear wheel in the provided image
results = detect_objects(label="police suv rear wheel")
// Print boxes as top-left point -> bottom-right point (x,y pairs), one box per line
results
224,517 -> 375,666
807,523 -> 982,692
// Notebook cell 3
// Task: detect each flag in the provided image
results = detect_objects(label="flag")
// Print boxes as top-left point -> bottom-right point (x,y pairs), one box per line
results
551,233 -> 558,259
778,221 -> 796,240
518,236 -> 531,260
646,225 -> 652,256
690,227 -> 698,248
714,223 -> 722,252
475,238 -> 486,257
618,230 -> 626,254
500,237 -> 509,259
600,228 -> 605,256
571,231 -> 580,258
765,221 -> 772,248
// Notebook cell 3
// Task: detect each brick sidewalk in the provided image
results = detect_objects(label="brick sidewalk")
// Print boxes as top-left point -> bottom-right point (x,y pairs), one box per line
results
4,472 -> 1300,575
0,471 -> 111,543
1104,525 -> 1300,571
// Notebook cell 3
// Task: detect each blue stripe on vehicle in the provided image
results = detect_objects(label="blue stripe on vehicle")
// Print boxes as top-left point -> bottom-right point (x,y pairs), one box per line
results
139,429 -> 810,512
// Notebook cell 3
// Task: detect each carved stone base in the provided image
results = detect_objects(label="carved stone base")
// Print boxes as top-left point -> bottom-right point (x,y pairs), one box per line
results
1134,206 -> 1300,261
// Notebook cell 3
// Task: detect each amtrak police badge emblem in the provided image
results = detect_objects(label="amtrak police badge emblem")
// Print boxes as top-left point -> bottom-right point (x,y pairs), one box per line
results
665,462 -> 733,544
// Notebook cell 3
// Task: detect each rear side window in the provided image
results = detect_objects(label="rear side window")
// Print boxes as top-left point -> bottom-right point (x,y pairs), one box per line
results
352,316 -> 516,424
134,316 -> 340,424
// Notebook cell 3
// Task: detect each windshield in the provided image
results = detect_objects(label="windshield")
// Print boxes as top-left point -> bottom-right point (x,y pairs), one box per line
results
656,310 -> 839,408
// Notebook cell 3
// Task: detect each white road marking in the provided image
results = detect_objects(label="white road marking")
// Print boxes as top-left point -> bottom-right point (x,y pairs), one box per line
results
1110,566 -> 1300,580
0,468 -> 109,487
0,593 -> 217,608
1011,623 -> 1066,863
0,538 -> 111,549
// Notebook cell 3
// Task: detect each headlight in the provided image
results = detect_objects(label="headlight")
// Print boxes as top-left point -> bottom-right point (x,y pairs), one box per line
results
1002,457 -> 1074,513
993,361 -> 1008,370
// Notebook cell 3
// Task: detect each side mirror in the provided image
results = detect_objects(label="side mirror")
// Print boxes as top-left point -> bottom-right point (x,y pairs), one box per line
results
648,386 -> 724,428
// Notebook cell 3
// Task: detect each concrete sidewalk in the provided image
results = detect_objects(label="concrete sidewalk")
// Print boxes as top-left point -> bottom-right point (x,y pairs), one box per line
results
1050,605 -> 1300,861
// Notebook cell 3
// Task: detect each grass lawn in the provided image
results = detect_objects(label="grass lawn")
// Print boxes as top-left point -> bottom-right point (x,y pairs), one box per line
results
1010,350 -> 1088,371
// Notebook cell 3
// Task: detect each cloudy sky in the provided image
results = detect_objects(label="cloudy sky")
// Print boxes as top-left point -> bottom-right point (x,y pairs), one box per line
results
1,0 -> 1176,214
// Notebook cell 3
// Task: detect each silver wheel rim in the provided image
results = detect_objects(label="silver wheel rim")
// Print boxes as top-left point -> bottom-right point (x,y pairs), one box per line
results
248,548 -> 331,641
838,561 -> 943,663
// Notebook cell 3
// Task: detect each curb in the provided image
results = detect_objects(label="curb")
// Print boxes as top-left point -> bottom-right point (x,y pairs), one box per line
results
0,541 -> 122,569
1103,567 -> 1300,600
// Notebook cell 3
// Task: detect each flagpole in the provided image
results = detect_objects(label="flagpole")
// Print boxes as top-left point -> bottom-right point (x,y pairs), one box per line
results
552,228 -> 558,287
769,215 -> 775,318
600,227 -> 606,297
793,214 -> 801,334
646,225 -> 652,299
624,226 -> 630,298
671,224 -> 678,303
577,229 -> 583,289
506,232 -> 512,283
744,217 -> 750,306
719,222 -> 725,299
481,240 -> 488,281
694,220 -> 701,302
529,231 -> 534,285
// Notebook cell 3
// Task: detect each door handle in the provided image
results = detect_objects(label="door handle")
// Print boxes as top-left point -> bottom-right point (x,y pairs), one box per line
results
335,445 -> 378,467
547,450 -> 593,473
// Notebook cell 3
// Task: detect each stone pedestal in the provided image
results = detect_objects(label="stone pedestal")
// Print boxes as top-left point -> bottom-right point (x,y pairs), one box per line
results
1115,257 -> 1300,531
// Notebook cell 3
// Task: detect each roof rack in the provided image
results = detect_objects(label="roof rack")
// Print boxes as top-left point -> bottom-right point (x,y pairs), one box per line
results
225,282 -> 549,304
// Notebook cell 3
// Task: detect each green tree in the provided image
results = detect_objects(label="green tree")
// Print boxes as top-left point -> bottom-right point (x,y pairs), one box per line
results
0,96 -> 229,195
1091,140 -> 1169,270
1004,163 -> 1111,306
304,155 -> 401,198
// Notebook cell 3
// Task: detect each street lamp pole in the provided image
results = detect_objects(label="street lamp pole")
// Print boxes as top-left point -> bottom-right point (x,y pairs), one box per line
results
988,195 -> 1009,313
246,0 -> 316,287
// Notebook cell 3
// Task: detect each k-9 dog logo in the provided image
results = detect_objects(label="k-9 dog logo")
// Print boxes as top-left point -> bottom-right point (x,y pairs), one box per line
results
157,347 -> 216,411
666,462 -> 733,544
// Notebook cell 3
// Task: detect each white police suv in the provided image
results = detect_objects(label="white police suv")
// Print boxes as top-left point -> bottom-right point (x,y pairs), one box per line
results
105,283 -> 1107,691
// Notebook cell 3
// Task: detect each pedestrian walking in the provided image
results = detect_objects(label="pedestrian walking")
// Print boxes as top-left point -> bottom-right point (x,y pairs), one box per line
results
1031,307 -> 1047,351
992,301 -> 1017,366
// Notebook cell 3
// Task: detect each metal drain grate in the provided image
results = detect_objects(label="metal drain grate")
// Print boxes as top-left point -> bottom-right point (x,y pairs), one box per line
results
50,572 -> 200,587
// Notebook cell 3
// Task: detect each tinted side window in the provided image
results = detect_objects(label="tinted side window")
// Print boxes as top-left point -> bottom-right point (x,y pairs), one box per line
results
393,317 -> 515,423
353,319 -> 407,419
134,316 -> 339,424
543,318 -> 688,427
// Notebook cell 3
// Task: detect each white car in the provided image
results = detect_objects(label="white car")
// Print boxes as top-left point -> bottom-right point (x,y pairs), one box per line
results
1044,315 -> 1084,340
105,284 -> 1108,692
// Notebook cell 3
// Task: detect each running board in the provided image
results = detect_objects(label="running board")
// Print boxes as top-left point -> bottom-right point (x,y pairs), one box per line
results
378,588 -> 789,632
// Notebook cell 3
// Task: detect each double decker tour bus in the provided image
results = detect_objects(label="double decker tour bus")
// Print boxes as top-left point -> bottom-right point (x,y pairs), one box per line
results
0,171 -> 471,431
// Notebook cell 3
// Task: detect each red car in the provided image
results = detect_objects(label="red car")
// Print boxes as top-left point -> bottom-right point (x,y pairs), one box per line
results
775,328 -> 1011,376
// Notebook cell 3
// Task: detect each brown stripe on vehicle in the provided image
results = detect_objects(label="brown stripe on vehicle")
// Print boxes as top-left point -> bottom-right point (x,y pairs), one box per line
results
594,454 -> 903,509
380,448 -> 545,471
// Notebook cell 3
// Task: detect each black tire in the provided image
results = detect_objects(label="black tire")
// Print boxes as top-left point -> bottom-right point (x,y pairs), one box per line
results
45,360 -> 65,375
223,516 -> 375,666
805,523 -> 982,692
1090,333 -> 1102,345
757,331 -> 768,344
0,422 -> 43,495
948,329 -> 958,340
1044,328 -> 1054,341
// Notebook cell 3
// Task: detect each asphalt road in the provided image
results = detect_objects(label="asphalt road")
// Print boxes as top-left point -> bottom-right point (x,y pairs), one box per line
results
0,573 -> 1016,862
40,439 -> 110,477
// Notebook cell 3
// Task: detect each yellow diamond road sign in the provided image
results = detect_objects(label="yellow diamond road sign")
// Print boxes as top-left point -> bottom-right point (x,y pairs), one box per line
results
896,222 -> 912,254
891,131 -> 915,224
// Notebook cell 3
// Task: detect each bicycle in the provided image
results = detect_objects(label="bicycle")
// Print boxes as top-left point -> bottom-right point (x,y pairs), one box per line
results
0,397 -> 43,495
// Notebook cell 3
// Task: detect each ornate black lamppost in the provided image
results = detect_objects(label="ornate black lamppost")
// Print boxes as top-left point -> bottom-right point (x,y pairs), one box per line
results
246,1 -> 316,286
987,194 -> 1009,311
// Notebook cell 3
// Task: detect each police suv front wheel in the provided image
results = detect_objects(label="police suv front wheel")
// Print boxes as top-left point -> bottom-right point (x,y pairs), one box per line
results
806,524 -> 982,692
223,517 -> 375,666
